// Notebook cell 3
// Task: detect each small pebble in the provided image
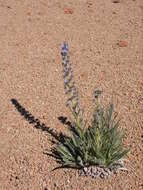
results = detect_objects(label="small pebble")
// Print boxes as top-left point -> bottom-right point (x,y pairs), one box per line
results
112,0 -> 120,3
64,8 -> 73,14
83,167 -> 88,172
117,40 -> 128,47
7,6 -> 12,9
87,2 -> 93,7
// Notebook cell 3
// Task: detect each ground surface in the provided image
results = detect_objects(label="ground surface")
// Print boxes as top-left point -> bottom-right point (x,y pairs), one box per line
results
0,0 -> 143,189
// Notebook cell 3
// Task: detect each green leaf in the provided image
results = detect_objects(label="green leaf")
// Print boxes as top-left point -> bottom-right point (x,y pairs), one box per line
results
52,98 -> 129,169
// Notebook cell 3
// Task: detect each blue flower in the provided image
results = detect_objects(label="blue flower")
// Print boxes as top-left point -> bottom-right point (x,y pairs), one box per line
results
61,42 -> 69,55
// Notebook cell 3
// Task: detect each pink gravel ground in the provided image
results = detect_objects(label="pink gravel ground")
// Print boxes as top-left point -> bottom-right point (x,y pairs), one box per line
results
0,0 -> 143,189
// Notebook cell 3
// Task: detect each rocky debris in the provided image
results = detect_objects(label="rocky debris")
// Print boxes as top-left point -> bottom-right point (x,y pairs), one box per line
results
79,166 -> 113,179
78,160 -> 127,179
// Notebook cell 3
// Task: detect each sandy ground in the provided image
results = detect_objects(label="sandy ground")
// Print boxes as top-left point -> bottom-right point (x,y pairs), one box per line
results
0,0 -> 143,189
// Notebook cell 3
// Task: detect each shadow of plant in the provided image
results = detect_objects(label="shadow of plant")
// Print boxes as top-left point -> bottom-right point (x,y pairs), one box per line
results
11,98 -> 68,144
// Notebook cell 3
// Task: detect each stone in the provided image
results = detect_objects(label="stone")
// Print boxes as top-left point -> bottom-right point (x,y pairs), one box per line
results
117,40 -> 128,47
112,0 -> 120,3
64,8 -> 73,14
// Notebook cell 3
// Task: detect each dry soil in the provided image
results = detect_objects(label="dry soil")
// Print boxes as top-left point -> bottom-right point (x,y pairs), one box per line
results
0,0 -> 143,190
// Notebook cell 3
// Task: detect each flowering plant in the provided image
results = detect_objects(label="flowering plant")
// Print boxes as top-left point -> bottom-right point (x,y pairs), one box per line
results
52,42 -> 129,178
